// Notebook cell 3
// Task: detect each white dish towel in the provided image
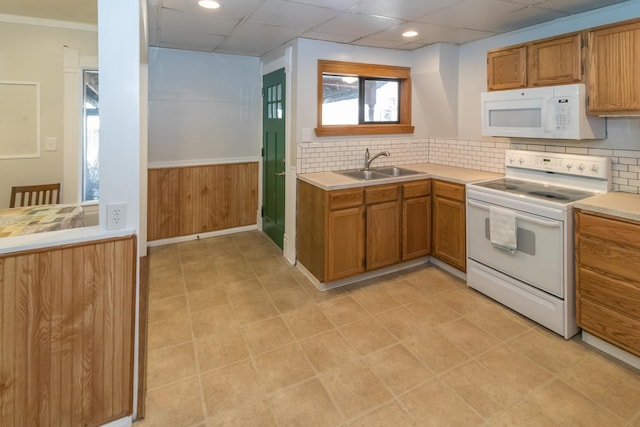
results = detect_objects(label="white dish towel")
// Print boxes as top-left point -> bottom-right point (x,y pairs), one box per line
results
489,206 -> 517,253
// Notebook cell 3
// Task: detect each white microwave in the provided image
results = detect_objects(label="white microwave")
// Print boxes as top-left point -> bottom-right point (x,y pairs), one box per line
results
481,84 -> 605,140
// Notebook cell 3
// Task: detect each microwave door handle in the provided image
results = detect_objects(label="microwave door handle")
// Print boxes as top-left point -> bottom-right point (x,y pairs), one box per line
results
543,98 -> 553,136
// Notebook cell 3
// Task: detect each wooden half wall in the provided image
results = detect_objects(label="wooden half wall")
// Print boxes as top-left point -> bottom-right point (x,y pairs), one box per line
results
147,162 -> 259,241
0,235 -> 137,427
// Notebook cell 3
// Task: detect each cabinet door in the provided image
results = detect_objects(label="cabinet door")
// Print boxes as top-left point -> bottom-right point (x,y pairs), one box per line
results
403,196 -> 431,260
588,20 -> 640,114
528,33 -> 583,86
487,45 -> 527,90
433,195 -> 466,271
326,206 -> 365,281
366,201 -> 401,271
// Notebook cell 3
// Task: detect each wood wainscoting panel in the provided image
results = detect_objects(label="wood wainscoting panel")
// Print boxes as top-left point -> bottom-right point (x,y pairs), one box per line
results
147,163 -> 259,241
0,235 -> 136,427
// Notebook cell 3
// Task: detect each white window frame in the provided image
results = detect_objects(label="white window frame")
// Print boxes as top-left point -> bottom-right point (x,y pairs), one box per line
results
63,47 -> 98,206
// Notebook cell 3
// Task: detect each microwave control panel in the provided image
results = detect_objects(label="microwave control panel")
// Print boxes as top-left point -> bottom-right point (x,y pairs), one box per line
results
553,98 -> 572,130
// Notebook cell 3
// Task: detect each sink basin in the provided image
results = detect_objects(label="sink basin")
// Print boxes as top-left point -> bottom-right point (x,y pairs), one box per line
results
373,166 -> 422,177
338,166 -> 423,181
339,169 -> 389,181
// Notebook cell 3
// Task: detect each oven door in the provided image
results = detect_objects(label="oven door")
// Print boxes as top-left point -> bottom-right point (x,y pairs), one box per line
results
467,198 -> 565,298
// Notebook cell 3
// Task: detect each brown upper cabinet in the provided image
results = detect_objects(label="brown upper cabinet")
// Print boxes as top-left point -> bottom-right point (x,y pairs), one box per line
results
487,32 -> 583,91
487,45 -> 527,90
587,18 -> 640,115
528,33 -> 583,87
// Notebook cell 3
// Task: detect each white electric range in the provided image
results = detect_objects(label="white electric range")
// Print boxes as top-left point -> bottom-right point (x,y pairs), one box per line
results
466,149 -> 611,339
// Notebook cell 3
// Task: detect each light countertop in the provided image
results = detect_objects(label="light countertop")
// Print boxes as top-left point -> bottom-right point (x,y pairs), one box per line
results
575,191 -> 640,223
297,163 -> 502,190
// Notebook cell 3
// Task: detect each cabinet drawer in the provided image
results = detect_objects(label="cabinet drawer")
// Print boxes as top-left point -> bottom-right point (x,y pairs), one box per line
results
578,298 -> 640,357
328,188 -> 363,210
403,180 -> 431,198
577,236 -> 640,284
433,180 -> 464,201
577,212 -> 640,249
578,267 -> 640,319
366,184 -> 399,204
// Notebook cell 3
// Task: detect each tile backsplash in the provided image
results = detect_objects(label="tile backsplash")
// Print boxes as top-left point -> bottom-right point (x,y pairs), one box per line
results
296,138 -> 429,173
297,138 -> 640,194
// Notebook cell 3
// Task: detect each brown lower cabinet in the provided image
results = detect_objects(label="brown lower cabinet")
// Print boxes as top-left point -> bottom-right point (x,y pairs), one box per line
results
575,209 -> 640,357
402,180 -> 432,260
432,180 -> 466,272
297,178 -> 433,283
365,184 -> 401,271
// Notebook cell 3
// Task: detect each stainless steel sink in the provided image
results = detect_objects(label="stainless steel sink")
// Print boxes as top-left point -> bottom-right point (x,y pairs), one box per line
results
338,169 -> 389,181
337,166 -> 422,181
373,166 -> 422,177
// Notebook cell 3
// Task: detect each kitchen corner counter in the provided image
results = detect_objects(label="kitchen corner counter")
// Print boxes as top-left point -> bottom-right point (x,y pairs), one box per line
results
574,191 -> 640,222
297,164 -> 502,190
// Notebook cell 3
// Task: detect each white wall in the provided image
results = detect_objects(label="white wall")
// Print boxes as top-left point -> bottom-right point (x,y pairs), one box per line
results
412,43 -> 459,138
147,48 -> 261,165
0,21 -> 97,208
458,0 -> 640,149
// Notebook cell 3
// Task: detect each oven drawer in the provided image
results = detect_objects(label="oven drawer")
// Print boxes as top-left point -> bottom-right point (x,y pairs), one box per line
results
467,198 -> 565,298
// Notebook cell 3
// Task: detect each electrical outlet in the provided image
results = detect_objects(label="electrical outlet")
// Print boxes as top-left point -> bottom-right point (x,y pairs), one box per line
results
107,202 -> 127,230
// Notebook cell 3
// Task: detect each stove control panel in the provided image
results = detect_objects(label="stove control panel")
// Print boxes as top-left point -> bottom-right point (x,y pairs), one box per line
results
506,150 -> 610,180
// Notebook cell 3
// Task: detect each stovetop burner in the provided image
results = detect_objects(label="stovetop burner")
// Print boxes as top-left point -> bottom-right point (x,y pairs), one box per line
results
473,177 -> 597,205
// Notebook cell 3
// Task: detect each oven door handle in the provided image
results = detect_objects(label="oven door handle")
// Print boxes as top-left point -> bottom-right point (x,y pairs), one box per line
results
468,200 -> 561,228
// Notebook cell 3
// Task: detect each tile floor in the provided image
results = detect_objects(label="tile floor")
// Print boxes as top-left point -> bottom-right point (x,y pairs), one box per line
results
138,230 -> 640,427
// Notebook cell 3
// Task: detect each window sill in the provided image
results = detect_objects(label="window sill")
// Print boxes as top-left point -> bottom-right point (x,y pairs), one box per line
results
314,124 -> 415,137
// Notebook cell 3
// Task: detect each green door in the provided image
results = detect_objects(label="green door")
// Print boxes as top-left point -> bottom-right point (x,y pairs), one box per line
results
262,68 -> 286,249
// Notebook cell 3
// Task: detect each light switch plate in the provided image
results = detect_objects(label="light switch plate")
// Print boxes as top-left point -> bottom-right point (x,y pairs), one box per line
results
302,128 -> 312,143
45,137 -> 57,151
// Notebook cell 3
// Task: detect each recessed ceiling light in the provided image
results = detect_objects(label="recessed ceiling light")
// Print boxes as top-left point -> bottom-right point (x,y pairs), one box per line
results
198,0 -> 220,9
402,31 -> 418,38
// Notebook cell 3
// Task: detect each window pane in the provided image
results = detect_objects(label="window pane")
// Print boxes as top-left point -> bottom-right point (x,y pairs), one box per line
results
83,70 -> 99,202
363,80 -> 399,123
322,74 -> 358,125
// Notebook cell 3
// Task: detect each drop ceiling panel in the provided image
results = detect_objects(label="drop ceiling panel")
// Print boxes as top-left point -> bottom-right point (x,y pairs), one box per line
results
300,31 -> 361,44
311,13 -> 401,39
351,0 -> 464,21
288,0 -> 361,11
441,27 -> 499,44
217,21 -> 299,55
161,0 -> 262,19
539,0 -> 628,12
364,22 -> 454,45
417,0 -> 524,28
470,5 -> 569,32
158,29 -> 226,52
248,0 -> 340,29
160,8 -> 239,36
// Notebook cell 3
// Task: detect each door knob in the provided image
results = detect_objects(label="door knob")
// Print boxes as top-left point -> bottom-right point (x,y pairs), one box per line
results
276,172 -> 286,176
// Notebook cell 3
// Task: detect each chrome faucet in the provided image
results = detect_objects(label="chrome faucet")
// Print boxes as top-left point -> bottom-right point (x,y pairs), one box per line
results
363,148 -> 390,170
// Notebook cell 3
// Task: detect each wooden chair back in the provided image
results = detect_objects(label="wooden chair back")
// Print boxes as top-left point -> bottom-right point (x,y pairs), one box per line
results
10,183 -> 61,208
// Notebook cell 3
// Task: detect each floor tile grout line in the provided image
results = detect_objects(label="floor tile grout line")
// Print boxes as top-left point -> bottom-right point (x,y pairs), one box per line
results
177,242 -> 211,424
